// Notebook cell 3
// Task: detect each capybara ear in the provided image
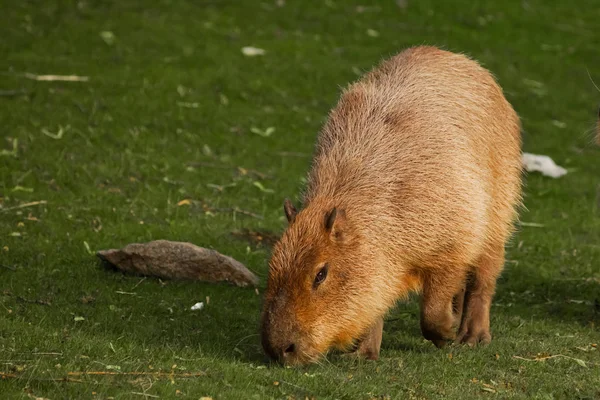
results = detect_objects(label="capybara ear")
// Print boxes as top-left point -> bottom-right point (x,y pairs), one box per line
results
284,199 -> 298,223
324,207 -> 346,241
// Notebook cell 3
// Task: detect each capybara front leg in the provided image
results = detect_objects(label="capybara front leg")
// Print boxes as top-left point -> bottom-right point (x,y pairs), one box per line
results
456,244 -> 505,346
452,281 -> 467,329
354,317 -> 384,360
420,270 -> 466,348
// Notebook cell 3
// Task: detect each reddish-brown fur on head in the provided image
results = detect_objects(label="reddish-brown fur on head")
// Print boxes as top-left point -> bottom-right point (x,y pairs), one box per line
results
261,199 -> 373,364
261,46 -> 522,365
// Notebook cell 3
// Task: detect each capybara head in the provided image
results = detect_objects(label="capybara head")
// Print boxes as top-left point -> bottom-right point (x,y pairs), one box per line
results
261,199 -> 381,365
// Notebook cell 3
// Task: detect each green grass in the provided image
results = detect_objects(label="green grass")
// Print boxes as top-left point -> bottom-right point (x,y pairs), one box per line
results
1,0 -> 599,399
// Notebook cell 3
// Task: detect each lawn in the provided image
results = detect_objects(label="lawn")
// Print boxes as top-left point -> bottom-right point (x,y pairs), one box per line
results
1,0 -> 599,399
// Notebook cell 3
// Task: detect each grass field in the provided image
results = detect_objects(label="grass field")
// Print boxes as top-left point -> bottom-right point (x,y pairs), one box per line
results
1,1 -> 599,399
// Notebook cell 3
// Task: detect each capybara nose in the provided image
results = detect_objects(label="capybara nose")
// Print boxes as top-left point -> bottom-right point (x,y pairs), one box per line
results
283,343 -> 296,357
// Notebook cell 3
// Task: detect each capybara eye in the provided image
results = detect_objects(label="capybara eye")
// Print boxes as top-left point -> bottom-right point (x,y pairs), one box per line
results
314,264 -> 328,288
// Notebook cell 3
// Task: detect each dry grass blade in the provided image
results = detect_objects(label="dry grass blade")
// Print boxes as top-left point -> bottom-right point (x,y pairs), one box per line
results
66,371 -> 207,378
512,354 -> 588,367
0,200 -> 47,213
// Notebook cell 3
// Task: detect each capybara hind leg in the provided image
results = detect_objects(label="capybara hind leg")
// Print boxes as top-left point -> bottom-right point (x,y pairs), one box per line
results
456,244 -> 505,346
355,317 -> 384,360
420,270 -> 466,348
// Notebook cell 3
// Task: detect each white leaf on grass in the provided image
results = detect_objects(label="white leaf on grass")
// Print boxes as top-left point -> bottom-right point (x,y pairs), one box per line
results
100,31 -> 116,46
522,153 -> 567,178
242,46 -> 266,56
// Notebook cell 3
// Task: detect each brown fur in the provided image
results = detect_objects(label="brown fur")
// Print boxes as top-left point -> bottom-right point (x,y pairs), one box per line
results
261,46 -> 523,365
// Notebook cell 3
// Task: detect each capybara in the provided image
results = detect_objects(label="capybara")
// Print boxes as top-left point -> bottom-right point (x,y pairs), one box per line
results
261,46 -> 523,365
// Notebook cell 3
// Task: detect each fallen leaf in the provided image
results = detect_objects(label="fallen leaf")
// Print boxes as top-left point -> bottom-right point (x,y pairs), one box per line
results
74,316 -> 85,322
0,138 -> 18,157
80,295 -> 96,304
219,93 -> 229,105
177,199 -> 192,206
574,358 -> 587,368
366,29 -> 379,37
100,31 -> 116,45
242,46 -> 266,56
202,144 -> 213,157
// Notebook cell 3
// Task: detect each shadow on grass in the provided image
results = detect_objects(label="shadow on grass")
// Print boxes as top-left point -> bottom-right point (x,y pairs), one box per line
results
83,247 -> 599,368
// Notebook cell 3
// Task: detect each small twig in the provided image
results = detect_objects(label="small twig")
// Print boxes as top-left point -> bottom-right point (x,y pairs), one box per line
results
234,333 -> 260,348
132,278 -> 147,290
131,392 -> 159,398
32,352 -> 62,356
0,264 -> 16,271
210,207 -> 263,219
0,373 -> 84,383
16,296 -> 51,306
189,162 -> 272,179
586,68 -> 600,93
66,371 -> 206,378
276,151 -> 310,157
22,73 -> 89,82
279,379 -> 312,393
115,291 -> 137,296
512,354 -> 588,367
188,162 -> 231,169
0,200 -> 47,213
0,89 -> 30,97
519,222 -> 545,228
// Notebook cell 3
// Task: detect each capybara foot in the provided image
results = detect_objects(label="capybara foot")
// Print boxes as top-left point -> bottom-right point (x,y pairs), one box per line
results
349,317 -> 384,360
456,329 -> 491,346
456,295 -> 492,346
421,314 -> 456,348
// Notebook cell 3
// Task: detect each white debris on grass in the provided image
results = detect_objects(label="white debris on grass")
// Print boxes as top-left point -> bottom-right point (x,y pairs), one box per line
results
241,46 -> 266,56
190,302 -> 204,311
522,153 -> 567,178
